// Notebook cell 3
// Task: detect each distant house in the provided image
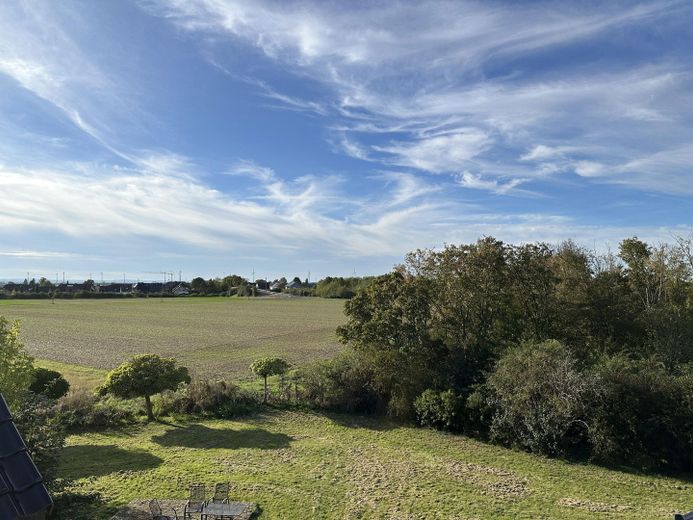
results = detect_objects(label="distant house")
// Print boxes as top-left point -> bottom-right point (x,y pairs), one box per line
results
97,283 -> 133,294
171,283 -> 190,296
0,394 -> 53,519
133,281 -> 190,296
57,282 -> 93,293
286,280 -> 302,289
1,283 -> 24,294
133,282 -> 164,294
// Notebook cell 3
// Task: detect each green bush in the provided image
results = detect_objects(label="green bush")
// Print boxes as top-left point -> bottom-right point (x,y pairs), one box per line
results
414,389 -> 462,431
0,316 -> 35,410
13,392 -> 66,488
485,340 -> 595,457
299,350 -> 381,413
156,380 -> 258,418
30,367 -> 70,399
589,356 -> 693,471
57,390 -> 137,429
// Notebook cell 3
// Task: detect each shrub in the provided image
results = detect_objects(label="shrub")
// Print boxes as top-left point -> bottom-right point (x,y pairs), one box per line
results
589,356 -> 693,471
30,367 -> 70,399
57,390 -> 137,429
0,316 -> 34,410
414,389 -> 463,431
13,392 -> 66,488
98,354 -> 190,420
485,340 -> 595,457
299,350 -> 381,413
156,380 -> 258,418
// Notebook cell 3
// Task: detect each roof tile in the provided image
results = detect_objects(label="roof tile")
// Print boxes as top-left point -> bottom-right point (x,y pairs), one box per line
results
0,394 -> 52,519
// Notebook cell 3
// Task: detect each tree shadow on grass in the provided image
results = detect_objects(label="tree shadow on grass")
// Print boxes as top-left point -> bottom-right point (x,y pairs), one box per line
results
151,424 -> 292,450
324,411 -> 399,432
60,445 -> 163,479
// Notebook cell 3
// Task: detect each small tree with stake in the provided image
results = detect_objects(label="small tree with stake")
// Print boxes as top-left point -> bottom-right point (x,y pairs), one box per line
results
98,354 -> 190,420
250,357 -> 289,403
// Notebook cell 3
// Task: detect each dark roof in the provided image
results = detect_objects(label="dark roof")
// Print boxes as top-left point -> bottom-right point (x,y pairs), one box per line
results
0,395 -> 52,519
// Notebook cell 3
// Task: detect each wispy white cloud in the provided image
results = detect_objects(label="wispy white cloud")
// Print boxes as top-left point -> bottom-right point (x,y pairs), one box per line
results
1,162 -> 685,262
378,172 -> 441,207
226,159 -> 277,182
574,161 -> 606,178
373,131 -> 491,173
455,171 -> 526,195
0,250 -> 81,259
147,0 -> 693,194
147,0 -> 684,69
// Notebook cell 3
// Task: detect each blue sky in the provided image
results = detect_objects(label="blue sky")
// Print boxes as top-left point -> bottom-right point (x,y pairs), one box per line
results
0,1 -> 692,281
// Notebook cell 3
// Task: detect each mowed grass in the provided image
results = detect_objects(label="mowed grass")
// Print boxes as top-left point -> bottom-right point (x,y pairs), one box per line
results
59,409 -> 691,520
1,297 -> 345,380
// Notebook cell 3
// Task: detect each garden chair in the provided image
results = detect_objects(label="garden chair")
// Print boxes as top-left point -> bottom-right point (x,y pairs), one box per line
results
148,499 -> 180,520
184,483 -> 206,519
211,482 -> 230,503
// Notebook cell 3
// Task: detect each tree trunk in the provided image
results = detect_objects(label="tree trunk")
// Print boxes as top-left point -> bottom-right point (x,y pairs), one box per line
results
144,394 -> 154,421
263,376 -> 268,403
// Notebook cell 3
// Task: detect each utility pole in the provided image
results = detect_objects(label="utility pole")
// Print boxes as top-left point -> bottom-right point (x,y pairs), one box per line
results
252,268 -> 255,283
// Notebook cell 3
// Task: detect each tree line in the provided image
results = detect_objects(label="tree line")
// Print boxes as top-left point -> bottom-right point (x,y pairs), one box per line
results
0,274 -> 375,299
301,236 -> 693,472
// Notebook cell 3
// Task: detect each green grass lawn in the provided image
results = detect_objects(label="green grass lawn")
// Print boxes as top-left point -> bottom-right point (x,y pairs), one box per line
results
1,297 -> 345,380
59,409 -> 691,520
34,359 -> 107,392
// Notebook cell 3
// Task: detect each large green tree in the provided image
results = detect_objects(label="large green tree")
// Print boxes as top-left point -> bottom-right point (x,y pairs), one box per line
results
99,354 -> 190,420
0,316 -> 35,410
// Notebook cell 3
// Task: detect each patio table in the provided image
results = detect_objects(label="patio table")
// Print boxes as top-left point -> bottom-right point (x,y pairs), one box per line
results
201,502 -> 247,519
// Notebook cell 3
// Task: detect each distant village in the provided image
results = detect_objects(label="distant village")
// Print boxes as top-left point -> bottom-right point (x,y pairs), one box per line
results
0,275 -> 318,298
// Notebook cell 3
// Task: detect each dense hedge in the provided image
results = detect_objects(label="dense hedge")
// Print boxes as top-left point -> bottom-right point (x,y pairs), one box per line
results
299,236 -> 693,472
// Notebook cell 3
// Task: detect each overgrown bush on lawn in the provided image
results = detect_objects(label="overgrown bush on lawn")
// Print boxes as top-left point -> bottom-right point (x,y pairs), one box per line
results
30,367 -> 70,399
0,316 -> 35,410
13,392 -> 66,488
57,390 -> 137,429
156,380 -> 259,418
589,355 -> 693,471
483,340 -> 596,457
299,350 -> 381,413
414,389 -> 463,431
